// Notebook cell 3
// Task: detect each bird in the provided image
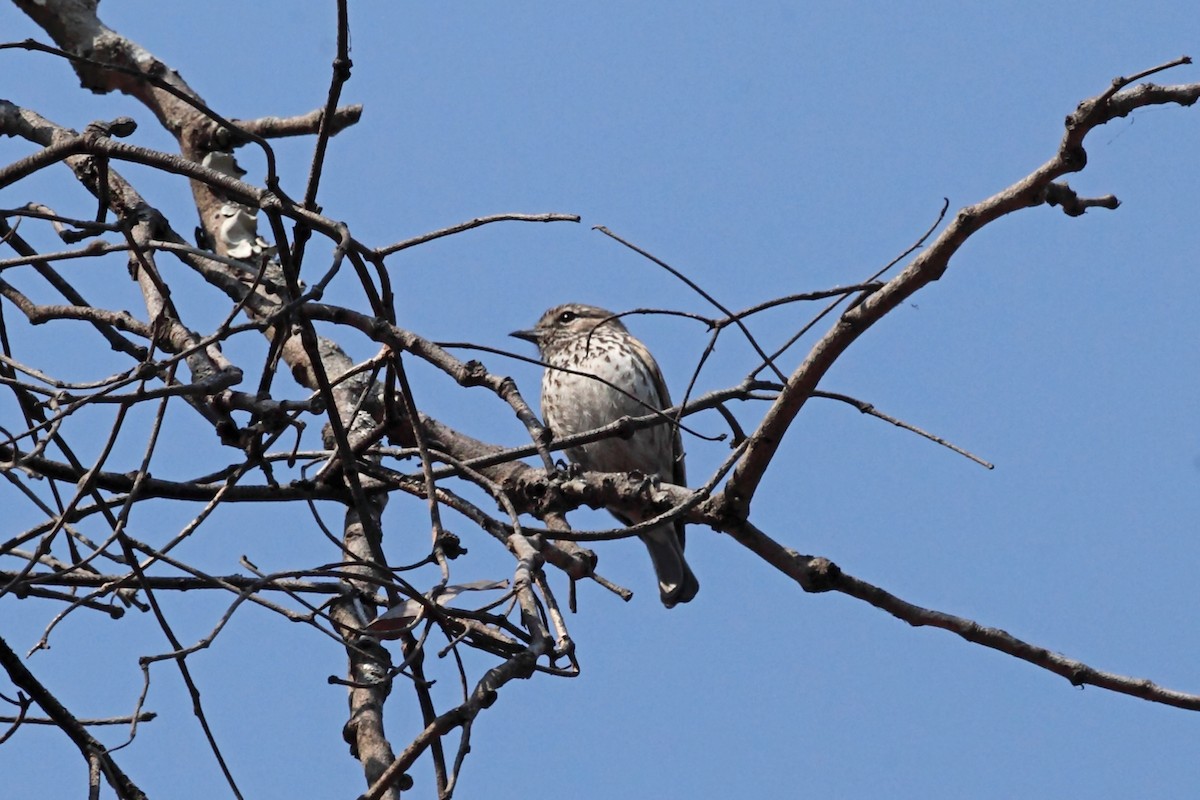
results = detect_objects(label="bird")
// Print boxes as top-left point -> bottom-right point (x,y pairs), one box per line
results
511,303 -> 699,607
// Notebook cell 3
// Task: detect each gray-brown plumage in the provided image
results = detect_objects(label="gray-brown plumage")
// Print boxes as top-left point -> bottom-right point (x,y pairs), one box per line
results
511,303 -> 698,607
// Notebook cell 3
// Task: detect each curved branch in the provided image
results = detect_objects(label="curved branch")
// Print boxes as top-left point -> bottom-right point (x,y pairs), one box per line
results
722,59 -> 1200,515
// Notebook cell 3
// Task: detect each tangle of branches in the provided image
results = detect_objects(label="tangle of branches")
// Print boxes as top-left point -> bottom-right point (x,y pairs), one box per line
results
1,2 -> 1198,798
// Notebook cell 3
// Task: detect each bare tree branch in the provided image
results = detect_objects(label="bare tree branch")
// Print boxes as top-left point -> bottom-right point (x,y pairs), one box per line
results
2,3 -> 1197,796
722,59 -> 1200,514
0,634 -> 148,800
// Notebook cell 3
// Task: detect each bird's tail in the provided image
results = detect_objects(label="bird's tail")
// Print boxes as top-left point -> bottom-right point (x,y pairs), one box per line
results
641,524 -> 699,608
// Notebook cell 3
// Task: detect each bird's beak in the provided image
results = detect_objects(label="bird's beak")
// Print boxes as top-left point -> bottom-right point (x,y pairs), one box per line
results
509,329 -> 540,344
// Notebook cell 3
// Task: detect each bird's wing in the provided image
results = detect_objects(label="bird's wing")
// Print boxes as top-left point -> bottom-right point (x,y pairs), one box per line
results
628,336 -> 688,544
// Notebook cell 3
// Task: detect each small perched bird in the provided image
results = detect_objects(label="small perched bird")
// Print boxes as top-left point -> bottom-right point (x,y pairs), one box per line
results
511,303 -> 699,607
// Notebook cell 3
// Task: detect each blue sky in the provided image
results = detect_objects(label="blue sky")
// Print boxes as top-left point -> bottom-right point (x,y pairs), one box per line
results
2,2 -> 1199,798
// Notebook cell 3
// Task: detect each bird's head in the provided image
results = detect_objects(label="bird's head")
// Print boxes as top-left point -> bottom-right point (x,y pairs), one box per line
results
510,303 -> 626,354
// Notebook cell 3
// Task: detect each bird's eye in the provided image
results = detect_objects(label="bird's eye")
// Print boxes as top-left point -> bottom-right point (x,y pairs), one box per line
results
557,310 -> 576,324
